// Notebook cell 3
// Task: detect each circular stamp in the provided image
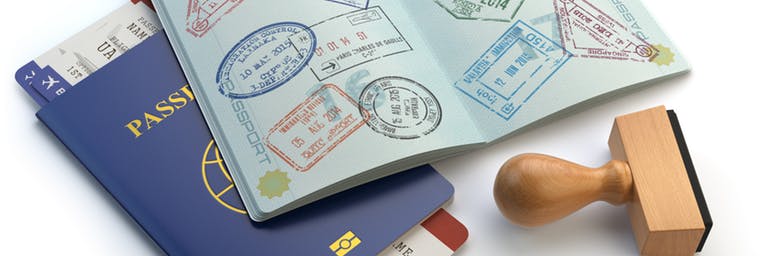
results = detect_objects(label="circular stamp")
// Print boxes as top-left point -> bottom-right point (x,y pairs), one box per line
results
635,44 -> 656,58
358,77 -> 442,139
216,22 -> 317,99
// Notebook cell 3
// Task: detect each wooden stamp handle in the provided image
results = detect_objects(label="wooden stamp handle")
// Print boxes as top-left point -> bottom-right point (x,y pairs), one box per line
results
493,153 -> 634,227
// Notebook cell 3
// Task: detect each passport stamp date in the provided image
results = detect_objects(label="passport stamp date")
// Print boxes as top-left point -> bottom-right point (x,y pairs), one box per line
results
267,84 -> 370,171
301,6 -> 412,81
359,77 -> 441,139
455,20 -> 571,120
553,0 -> 657,62
434,0 -> 523,22
217,22 -> 317,99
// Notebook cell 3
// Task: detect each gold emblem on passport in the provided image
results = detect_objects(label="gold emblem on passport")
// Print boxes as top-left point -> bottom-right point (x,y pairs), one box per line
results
201,140 -> 246,214
330,231 -> 361,256
257,169 -> 291,199
651,44 -> 675,66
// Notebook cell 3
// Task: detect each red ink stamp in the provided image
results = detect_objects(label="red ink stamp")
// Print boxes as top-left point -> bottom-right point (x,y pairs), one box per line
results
266,84 -> 370,172
554,0 -> 657,62
186,0 -> 244,38
131,0 -> 154,9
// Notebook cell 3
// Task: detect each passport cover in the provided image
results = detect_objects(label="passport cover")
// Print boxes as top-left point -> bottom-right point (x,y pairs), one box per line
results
35,34 -> 453,255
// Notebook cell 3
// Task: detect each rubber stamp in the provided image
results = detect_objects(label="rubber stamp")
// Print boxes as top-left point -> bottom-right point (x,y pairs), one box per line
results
493,106 -> 712,255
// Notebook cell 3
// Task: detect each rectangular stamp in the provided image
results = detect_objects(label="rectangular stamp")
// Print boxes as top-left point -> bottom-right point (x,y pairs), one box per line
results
290,6 -> 413,81
455,20 -> 572,120
434,0 -> 524,22
186,0 -> 244,38
266,84 -> 370,172
553,0 -> 657,62
325,0 -> 370,9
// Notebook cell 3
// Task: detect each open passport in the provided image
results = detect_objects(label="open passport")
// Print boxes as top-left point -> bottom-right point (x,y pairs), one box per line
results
153,0 -> 690,221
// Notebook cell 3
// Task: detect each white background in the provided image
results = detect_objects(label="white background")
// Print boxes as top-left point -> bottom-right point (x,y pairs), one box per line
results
1,0 -> 765,255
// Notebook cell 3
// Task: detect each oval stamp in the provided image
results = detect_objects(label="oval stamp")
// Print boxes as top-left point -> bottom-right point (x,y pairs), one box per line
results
359,77 -> 442,139
216,22 -> 317,99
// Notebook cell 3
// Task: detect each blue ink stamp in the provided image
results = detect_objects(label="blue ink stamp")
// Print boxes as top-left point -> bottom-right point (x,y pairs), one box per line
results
217,22 -> 317,99
325,0 -> 370,9
455,20 -> 572,120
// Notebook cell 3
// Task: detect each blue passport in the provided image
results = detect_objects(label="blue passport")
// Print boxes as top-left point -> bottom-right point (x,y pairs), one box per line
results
35,34 -> 453,255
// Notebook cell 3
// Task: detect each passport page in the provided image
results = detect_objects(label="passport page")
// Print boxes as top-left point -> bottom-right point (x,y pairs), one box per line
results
153,0 -> 485,221
402,0 -> 690,141
154,0 -> 689,221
